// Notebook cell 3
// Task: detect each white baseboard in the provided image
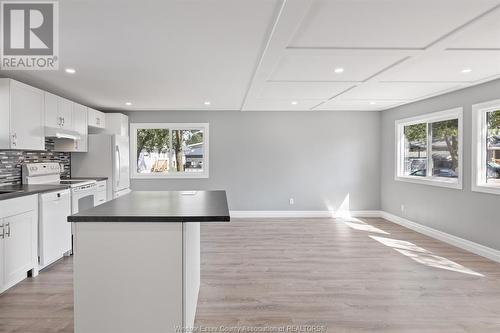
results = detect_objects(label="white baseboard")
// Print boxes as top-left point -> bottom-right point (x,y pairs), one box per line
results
229,209 -> 500,263
380,211 -> 500,264
229,210 -> 382,219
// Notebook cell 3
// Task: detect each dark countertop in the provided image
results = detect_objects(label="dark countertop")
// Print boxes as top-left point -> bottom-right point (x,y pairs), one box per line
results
0,184 -> 71,201
68,190 -> 230,223
69,176 -> 108,181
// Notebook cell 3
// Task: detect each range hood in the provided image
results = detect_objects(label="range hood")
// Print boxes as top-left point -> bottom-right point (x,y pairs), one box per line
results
45,126 -> 81,140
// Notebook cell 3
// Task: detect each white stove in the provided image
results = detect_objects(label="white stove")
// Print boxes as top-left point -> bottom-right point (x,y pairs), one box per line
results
23,162 -> 98,214
59,179 -> 96,188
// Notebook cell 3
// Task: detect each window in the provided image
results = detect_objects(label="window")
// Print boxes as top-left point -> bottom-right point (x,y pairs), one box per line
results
130,123 -> 209,178
472,99 -> 500,195
395,108 -> 463,189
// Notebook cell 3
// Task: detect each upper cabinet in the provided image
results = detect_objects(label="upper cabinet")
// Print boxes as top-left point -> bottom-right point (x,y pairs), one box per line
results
72,104 -> 88,152
0,78 -> 122,153
44,93 -> 73,130
0,79 -> 45,151
88,108 -> 106,129
53,102 -> 88,153
58,98 -> 74,130
105,113 -> 129,136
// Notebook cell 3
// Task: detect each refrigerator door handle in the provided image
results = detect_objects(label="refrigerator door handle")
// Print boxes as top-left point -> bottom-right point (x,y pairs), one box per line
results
115,145 -> 121,187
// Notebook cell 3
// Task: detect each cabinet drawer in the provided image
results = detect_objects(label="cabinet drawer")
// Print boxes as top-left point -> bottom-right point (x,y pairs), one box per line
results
95,191 -> 107,206
0,195 -> 37,219
96,181 -> 107,191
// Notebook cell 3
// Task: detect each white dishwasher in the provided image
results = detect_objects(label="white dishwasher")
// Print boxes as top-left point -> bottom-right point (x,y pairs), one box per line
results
39,189 -> 72,269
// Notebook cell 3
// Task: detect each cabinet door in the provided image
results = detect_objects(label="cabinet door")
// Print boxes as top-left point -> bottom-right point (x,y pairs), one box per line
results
3,211 -> 34,289
44,92 -> 60,128
95,110 -> 105,128
87,108 -> 96,127
73,103 -> 88,152
9,81 -> 45,150
0,219 -> 4,292
58,98 -> 73,130
94,191 -> 106,206
88,108 -> 105,129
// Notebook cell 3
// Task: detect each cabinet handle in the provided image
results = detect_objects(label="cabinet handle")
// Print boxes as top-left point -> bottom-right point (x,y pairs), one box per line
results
62,117 -> 65,126
0,223 -> 4,239
5,223 -> 10,237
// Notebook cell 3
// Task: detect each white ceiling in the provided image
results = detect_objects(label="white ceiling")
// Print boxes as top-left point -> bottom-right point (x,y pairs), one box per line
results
2,0 -> 500,112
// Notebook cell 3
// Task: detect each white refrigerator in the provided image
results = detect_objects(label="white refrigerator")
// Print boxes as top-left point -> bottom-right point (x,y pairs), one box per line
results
72,134 -> 131,200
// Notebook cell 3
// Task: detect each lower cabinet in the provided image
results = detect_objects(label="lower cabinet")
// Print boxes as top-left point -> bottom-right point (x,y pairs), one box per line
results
94,180 -> 107,206
0,195 -> 38,294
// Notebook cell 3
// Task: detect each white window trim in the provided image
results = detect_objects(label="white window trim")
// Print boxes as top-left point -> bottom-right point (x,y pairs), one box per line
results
395,107 -> 463,190
472,99 -> 500,195
130,122 -> 209,179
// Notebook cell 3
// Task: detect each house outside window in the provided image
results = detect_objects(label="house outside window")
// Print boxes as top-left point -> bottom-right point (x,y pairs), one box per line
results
395,108 -> 463,189
472,99 -> 500,195
130,123 -> 209,178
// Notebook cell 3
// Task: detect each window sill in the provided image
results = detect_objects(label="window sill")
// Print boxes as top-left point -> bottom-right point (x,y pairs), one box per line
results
395,175 -> 462,190
472,184 -> 500,196
131,173 -> 209,179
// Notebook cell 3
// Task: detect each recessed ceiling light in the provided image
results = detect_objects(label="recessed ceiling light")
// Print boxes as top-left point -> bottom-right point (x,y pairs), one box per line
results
65,68 -> 76,74
461,68 -> 472,73
125,102 -> 132,106
334,68 -> 344,73
291,101 -> 298,105
204,101 -> 211,106
370,101 -> 377,105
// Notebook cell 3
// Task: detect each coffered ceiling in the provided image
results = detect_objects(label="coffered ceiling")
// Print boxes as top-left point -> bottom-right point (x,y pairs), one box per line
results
243,0 -> 500,111
2,0 -> 500,112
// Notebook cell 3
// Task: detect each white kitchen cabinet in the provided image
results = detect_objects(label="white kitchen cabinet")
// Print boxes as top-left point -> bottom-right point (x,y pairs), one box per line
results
44,92 -> 60,128
0,195 -> 38,294
94,180 -> 107,206
45,93 -> 75,131
58,98 -> 73,130
0,79 -> 45,150
3,212 -> 34,287
73,103 -> 88,152
88,108 -> 106,129
0,227 -> 3,290
54,102 -> 88,152
104,113 -> 128,136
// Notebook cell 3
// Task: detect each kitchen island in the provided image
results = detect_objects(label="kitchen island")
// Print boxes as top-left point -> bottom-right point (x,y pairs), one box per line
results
68,190 -> 230,333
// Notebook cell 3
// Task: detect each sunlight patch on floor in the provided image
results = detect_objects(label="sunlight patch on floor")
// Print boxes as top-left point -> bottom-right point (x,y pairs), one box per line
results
370,236 -> 484,277
342,221 -> 390,234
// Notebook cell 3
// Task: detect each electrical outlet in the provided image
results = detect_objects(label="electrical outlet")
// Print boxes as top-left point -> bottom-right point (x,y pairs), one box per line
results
401,204 -> 405,214
289,198 -> 294,205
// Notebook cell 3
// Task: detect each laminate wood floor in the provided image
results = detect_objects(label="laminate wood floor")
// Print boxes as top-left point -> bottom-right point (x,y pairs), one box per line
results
0,256 -> 73,333
1,218 -> 500,333
195,218 -> 500,333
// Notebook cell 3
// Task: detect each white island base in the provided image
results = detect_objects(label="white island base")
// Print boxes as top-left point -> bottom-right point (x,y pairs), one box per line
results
73,221 -> 200,333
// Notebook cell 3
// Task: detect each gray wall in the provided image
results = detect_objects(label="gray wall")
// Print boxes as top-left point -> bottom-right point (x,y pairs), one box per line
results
127,111 -> 381,212
381,78 -> 500,251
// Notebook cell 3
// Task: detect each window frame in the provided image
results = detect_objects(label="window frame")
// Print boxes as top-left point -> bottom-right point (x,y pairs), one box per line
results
472,99 -> 500,195
130,122 -> 209,179
395,107 -> 463,189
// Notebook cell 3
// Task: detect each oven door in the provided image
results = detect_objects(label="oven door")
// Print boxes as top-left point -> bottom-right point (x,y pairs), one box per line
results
71,184 -> 97,214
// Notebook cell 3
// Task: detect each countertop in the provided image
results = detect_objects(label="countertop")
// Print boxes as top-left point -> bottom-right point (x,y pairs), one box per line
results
68,190 -> 230,223
0,184 -> 71,201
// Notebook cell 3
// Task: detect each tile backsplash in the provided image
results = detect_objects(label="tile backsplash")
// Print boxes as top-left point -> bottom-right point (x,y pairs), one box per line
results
0,140 -> 71,186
